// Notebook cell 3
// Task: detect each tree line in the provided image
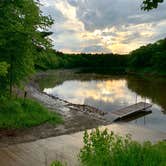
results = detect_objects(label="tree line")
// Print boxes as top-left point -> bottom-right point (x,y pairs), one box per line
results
36,38 -> 166,75
36,50 -> 128,73
0,0 -> 165,98
128,38 -> 166,74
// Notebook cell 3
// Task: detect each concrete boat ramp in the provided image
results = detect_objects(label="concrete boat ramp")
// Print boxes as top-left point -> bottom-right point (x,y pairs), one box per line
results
0,102 -> 160,166
0,123 -> 165,166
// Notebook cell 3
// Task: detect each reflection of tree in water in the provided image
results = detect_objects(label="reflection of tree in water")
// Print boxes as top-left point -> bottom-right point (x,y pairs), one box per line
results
126,76 -> 166,114
38,70 -> 125,90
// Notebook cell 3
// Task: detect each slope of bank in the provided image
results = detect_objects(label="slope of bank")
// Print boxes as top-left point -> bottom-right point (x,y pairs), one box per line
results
0,80 -> 107,147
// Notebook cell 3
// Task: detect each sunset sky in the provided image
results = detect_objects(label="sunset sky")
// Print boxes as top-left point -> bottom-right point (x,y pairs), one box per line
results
40,0 -> 166,54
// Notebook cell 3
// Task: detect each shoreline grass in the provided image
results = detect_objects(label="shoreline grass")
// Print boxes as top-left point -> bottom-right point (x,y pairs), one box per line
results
0,97 -> 63,129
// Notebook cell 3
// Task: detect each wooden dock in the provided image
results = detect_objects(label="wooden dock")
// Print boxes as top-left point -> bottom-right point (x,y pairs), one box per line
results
104,102 -> 152,122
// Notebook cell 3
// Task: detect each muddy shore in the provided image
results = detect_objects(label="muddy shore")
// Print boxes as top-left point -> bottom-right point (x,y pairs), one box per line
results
0,70 -> 111,147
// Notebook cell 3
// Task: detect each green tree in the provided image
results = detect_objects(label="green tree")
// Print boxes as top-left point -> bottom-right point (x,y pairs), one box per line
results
141,0 -> 164,10
129,38 -> 166,74
0,0 -> 53,97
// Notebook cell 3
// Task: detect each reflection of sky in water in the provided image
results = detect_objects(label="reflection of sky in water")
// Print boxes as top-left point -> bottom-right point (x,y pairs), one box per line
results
44,79 -> 166,132
44,79 -> 151,111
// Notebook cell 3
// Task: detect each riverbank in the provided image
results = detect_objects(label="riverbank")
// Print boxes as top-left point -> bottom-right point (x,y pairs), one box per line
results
1,69 -> 166,147
0,70 -> 109,147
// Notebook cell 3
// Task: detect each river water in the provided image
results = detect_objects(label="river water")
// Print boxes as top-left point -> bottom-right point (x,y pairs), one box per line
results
39,72 -> 166,132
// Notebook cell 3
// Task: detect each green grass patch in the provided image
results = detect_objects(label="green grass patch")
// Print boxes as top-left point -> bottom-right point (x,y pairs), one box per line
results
79,128 -> 166,166
0,97 -> 63,129
50,161 -> 66,166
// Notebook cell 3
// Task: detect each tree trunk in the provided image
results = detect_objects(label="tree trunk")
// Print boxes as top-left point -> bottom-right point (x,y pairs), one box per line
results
9,55 -> 13,98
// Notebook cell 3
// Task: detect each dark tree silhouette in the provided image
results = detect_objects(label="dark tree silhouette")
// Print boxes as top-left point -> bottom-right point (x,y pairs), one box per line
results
141,0 -> 164,10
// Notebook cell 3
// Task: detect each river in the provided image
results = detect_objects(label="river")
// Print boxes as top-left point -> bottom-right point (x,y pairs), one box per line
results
37,70 -> 166,132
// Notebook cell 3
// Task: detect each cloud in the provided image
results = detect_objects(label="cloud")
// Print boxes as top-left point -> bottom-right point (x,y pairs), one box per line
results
67,0 -> 78,6
72,0 -> 166,31
82,45 -> 111,53
40,5 -> 66,23
40,0 -> 166,54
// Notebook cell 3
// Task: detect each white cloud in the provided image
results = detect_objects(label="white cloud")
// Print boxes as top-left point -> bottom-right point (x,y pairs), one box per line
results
40,0 -> 166,54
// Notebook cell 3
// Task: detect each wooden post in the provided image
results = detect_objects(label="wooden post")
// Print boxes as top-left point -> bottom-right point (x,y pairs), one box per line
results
23,91 -> 27,104
144,98 -> 146,109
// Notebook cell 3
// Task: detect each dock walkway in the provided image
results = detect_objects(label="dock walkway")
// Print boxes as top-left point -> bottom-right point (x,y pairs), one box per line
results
104,102 -> 152,122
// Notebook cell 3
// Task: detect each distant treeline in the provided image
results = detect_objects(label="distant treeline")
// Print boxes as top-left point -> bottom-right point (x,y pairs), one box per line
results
36,51 -> 128,74
128,38 -> 166,75
36,38 -> 166,75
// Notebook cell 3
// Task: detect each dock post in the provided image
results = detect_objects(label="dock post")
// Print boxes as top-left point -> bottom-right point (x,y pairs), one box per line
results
144,98 -> 146,109
135,95 -> 137,104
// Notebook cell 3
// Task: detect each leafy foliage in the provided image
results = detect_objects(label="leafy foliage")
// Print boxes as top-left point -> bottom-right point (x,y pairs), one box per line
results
36,50 -> 128,74
51,161 -> 66,166
141,0 -> 164,11
0,0 -> 53,96
37,37 -> 166,76
128,38 -> 166,75
0,61 -> 9,76
0,62 -> 9,95
79,129 -> 166,166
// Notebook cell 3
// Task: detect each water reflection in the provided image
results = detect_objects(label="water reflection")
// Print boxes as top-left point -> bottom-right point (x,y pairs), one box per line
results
127,77 -> 166,114
43,76 -> 166,132
44,79 -> 150,111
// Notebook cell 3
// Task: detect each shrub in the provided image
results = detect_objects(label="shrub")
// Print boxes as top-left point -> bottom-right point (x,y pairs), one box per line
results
79,128 -> 166,166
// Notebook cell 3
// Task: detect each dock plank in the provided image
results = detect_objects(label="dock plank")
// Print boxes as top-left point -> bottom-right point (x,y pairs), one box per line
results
108,102 -> 152,121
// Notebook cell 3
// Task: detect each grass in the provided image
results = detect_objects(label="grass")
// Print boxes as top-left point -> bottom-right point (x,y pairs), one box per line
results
79,128 -> 166,166
0,97 -> 63,129
50,161 -> 66,166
